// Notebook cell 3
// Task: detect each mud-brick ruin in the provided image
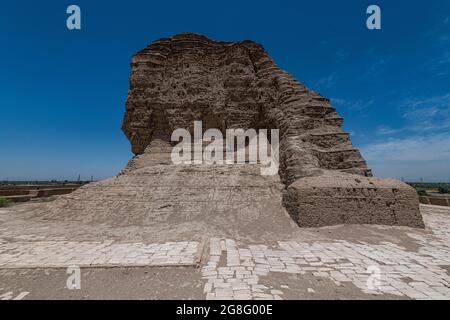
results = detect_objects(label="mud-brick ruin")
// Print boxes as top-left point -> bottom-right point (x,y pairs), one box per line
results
35,33 -> 424,233
122,33 -> 424,228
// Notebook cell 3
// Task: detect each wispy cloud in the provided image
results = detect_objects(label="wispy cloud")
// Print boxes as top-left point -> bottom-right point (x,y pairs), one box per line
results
361,133 -> 450,181
401,93 -> 450,131
424,15 -> 450,40
426,51 -> 450,76
331,98 -> 374,111
374,93 -> 450,136
366,58 -> 388,77
363,93 -> 450,180
375,126 -> 405,135
331,98 -> 346,106
315,72 -> 339,89
336,49 -> 349,60
362,133 -> 450,163
424,15 -> 450,75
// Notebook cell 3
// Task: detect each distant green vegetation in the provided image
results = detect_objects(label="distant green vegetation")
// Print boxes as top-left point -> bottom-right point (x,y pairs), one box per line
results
416,189 -> 428,197
438,186 -> 450,194
0,197 -> 11,207
407,183 -> 450,197
408,182 -> 450,189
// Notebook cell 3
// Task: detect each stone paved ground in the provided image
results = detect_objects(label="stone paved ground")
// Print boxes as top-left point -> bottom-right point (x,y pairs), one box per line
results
0,204 -> 449,300
0,241 -> 199,268
201,205 -> 450,300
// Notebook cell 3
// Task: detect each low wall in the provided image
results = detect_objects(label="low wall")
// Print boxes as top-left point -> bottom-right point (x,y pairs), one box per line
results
3,195 -> 32,203
36,188 -> 79,198
419,196 -> 450,207
284,173 -> 425,228
0,185 -> 82,202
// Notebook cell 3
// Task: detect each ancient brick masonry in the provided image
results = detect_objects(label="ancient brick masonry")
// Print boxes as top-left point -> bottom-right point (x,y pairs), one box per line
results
122,33 -> 424,228
34,33 -> 423,231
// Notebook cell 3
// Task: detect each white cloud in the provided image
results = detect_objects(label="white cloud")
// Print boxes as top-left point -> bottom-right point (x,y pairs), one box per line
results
403,93 -> 450,110
360,133 -> 450,182
362,133 -> 450,162
401,93 -> 450,132
359,93 -> 450,181
374,93 -> 450,136
403,106 -> 439,120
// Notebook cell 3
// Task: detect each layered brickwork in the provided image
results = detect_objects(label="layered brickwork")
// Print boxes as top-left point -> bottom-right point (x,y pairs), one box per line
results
24,33 -> 423,229
120,33 -> 423,228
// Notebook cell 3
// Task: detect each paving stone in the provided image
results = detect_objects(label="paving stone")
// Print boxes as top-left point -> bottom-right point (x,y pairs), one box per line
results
201,208 -> 450,300
0,241 -> 199,268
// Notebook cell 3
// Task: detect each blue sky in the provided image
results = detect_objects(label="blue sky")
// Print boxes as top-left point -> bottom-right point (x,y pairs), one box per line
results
0,0 -> 449,182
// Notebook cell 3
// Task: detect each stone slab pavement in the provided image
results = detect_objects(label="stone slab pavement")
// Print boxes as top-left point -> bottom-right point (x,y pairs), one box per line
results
0,204 -> 449,300
0,240 -> 199,269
